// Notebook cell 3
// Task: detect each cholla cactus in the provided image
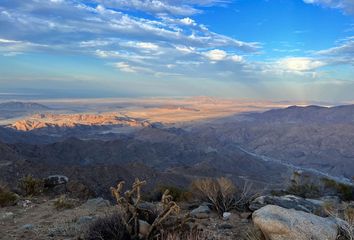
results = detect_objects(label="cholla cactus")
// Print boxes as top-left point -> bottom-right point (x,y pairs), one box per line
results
110,178 -> 182,240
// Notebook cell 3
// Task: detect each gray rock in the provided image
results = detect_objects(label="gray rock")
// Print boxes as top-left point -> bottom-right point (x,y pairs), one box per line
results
21,224 -> 34,230
191,205 -> 211,218
222,212 -> 231,221
44,175 -> 69,188
82,197 -> 110,210
77,216 -> 95,224
253,205 -> 338,240
139,220 -> 151,238
1,212 -> 14,221
249,195 -> 322,213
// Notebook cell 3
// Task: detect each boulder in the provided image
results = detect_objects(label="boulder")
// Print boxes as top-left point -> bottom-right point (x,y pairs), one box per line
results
249,195 -> 322,213
44,175 -> 69,188
253,205 -> 338,240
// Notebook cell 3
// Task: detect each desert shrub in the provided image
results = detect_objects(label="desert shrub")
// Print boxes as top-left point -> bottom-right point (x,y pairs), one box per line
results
53,195 -> 76,210
287,182 -> 321,198
0,184 -> 18,207
286,171 -> 321,198
85,212 -> 131,240
191,177 -> 258,215
148,185 -> 192,202
336,184 -> 354,201
191,177 -> 236,215
18,175 -> 43,196
190,177 -> 255,214
321,178 -> 354,201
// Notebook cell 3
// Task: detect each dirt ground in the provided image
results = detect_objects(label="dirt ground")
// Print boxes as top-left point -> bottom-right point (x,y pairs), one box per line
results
0,197 -> 255,240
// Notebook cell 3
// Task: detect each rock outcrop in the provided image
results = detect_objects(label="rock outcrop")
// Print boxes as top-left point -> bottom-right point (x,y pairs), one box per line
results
252,205 -> 338,240
249,195 -> 322,213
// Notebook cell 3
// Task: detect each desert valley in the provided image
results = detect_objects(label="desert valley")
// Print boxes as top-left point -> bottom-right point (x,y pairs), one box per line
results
1,98 -> 354,239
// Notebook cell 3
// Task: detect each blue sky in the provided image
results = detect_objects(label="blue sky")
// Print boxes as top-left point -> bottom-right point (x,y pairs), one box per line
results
0,0 -> 354,101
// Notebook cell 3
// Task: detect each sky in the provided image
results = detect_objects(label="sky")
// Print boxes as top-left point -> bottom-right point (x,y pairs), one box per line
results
0,0 -> 354,101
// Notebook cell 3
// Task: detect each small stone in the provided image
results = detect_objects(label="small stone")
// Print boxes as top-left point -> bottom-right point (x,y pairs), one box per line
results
139,220 -> 151,237
21,224 -> 34,230
77,216 -> 94,224
22,200 -> 32,208
1,212 -> 14,221
222,212 -> 231,221
191,205 -> 211,217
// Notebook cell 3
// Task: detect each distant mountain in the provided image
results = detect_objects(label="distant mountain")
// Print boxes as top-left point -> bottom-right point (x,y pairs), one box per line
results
0,101 -> 50,111
195,104 -> 354,180
8,113 -> 151,131
248,105 -> 354,123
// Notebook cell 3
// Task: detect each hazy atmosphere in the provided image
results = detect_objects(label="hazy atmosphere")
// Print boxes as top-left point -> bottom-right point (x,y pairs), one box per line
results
1,0 -> 354,101
1,1 -> 354,240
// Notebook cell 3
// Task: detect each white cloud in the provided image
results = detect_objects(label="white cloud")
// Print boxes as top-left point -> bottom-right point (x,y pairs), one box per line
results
230,54 -> 243,63
175,45 -> 196,54
204,49 -> 227,61
95,0 -> 229,16
136,42 -> 159,51
115,62 -> 137,73
303,0 -> 354,15
180,17 -> 195,25
278,57 -> 326,71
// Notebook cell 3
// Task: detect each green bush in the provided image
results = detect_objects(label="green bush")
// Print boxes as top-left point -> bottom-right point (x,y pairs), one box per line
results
0,185 -> 18,207
18,175 -> 44,196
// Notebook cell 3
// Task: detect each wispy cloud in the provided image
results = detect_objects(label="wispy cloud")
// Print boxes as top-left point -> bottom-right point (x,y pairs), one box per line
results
303,0 -> 354,15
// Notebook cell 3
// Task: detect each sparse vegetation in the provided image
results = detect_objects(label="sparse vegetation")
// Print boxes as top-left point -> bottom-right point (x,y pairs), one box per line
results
147,185 -> 192,202
53,195 -> 76,210
85,212 -> 131,240
0,184 -> 18,207
191,177 -> 255,215
286,171 -> 321,198
244,225 -> 265,240
18,175 -> 43,196
324,202 -> 354,240
85,178 -> 192,240
321,178 -> 354,201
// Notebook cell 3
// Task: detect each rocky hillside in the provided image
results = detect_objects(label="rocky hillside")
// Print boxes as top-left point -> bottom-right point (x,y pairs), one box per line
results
9,113 -> 152,131
194,104 -> 354,181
